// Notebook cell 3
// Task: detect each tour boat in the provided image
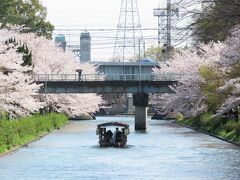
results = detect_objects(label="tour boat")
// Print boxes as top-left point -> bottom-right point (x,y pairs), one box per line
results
96,122 -> 130,147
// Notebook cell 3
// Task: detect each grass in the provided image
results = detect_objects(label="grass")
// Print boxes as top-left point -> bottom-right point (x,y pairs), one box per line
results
177,112 -> 240,145
0,113 -> 68,155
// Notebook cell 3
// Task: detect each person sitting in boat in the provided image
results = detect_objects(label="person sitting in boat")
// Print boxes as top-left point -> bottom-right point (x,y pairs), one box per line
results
105,130 -> 113,143
111,128 -> 121,144
115,130 -> 122,143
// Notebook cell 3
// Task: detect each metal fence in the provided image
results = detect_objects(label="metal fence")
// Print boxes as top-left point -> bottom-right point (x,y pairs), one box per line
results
33,73 -> 183,82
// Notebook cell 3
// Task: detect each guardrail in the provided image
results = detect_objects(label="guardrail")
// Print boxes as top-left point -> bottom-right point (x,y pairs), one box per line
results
33,73 -> 183,82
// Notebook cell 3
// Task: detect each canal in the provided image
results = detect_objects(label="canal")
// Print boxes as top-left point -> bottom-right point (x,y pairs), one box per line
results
0,116 -> 240,180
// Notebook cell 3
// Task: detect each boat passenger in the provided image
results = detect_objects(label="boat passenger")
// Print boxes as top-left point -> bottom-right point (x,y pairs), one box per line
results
106,130 -> 113,143
115,130 -> 122,143
111,128 -> 121,144
102,128 -> 106,138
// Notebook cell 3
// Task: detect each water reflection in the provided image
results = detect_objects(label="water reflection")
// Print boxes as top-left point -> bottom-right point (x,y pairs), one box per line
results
134,130 -> 148,134
0,116 -> 240,180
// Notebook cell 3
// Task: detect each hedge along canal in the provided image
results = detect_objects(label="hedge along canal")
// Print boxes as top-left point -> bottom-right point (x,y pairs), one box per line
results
175,112 -> 240,146
0,113 -> 69,156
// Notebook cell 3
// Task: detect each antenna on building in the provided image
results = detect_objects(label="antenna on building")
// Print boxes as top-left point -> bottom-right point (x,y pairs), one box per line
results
113,0 -> 143,61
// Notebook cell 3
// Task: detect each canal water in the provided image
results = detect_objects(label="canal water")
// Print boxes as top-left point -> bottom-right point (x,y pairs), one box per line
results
0,116 -> 240,180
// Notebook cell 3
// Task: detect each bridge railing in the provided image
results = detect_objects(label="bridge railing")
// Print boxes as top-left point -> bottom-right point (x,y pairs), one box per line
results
33,74 -> 105,81
33,73 -> 183,82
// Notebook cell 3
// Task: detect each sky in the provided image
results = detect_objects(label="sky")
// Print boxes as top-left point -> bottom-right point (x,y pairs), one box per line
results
41,0 -> 162,27
40,0 -> 177,60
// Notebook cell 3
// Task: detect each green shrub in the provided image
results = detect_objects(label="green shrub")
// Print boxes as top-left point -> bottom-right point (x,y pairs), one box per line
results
199,112 -> 213,126
191,116 -> 201,128
0,111 -> 9,120
225,121 -> 238,132
225,121 -> 240,135
0,124 -> 8,153
236,124 -> 240,136
225,130 -> 236,141
181,112 -> 240,144
209,117 -> 222,130
0,120 -> 19,149
0,113 -> 68,155
217,129 -> 227,137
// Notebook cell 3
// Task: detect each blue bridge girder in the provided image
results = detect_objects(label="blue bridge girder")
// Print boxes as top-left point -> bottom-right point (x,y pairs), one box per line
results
36,81 -> 176,94
34,74 -> 179,94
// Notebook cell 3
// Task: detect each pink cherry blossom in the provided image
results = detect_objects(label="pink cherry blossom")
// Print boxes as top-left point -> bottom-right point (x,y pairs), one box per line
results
0,29 -> 103,117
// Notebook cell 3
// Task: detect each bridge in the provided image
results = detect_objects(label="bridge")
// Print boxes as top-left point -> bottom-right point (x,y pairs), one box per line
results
34,73 -> 179,130
89,61 -> 159,113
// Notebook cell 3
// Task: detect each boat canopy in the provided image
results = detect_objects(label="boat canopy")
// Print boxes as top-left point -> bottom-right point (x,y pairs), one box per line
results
97,122 -> 129,128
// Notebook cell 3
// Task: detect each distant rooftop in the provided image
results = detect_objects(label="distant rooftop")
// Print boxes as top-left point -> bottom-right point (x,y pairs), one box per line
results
80,32 -> 91,38
89,61 -> 159,66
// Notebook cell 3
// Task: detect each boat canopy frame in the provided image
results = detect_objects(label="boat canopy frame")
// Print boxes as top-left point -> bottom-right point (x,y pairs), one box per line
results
97,122 -> 129,128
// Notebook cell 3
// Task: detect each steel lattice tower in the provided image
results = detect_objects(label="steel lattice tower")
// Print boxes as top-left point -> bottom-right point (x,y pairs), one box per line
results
113,0 -> 143,61
153,0 -> 179,61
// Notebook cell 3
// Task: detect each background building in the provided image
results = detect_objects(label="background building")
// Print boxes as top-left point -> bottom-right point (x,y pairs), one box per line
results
55,34 -> 66,52
80,31 -> 91,62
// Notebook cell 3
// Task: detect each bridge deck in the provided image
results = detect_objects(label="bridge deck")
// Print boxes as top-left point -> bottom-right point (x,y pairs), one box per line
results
34,74 -> 178,94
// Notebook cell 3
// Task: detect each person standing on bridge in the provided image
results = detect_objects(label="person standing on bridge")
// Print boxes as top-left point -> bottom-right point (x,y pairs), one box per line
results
76,69 -> 82,81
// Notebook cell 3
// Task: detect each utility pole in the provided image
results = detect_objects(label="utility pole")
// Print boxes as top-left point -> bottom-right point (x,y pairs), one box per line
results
113,0 -> 143,61
143,41 -> 145,58
166,0 -> 171,61
138,38 -> 141,60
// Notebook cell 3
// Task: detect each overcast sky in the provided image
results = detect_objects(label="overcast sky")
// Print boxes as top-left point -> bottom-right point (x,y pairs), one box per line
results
40,0 -> 173,60
41,0 -> 164,28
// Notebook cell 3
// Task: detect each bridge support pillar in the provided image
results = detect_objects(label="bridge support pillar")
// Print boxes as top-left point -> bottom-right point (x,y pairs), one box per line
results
133,93 -> 149,131
127,93 -> 134,114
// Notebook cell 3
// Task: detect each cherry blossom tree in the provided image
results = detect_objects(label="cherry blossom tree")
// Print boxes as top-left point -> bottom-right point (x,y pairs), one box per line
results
153,26 -> 240,119
153,42 -> 224,118
0,28 -> 103,117
216,26 -> 240,115
0,29 -> 43,117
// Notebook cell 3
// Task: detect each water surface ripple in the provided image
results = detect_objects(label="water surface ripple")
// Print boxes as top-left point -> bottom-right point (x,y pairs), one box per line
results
0,116 -> 240,180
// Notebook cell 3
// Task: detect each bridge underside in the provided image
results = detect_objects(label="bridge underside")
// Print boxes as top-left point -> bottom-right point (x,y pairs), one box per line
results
37,80 -> 176,130
38,81 -> 176,94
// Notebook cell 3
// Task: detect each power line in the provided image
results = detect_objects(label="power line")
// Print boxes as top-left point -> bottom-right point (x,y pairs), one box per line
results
55,0 -> 202,59
54,28 -> 157,31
